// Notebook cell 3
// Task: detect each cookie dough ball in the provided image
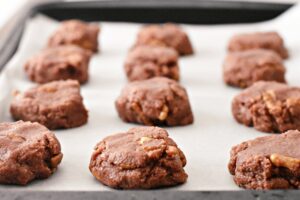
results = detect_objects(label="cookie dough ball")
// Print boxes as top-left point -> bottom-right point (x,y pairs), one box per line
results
115,77 -> 193,126
124,45 -> 180,81
10,80 -> 88,130
89,126 -> 187,189
24,45 -> 92,84
135,23 -> 193,56
0,121 -> 63,185
232,81 -> 300,133
48,20 -> 99,52
223,49 -> 286,88
228,31 -> 288,59
229,130 -> 300,189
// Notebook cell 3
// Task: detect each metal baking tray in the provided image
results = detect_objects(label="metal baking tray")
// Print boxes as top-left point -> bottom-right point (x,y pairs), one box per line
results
0,0 -> 297,199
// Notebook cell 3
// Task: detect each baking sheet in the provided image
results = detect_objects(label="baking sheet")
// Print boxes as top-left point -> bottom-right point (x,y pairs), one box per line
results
0,4 -> 300,191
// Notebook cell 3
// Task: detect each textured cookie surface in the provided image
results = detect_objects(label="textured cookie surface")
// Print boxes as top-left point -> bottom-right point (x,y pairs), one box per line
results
115,77 -> 193,126
10,80 -> 88,130
228,31 -> 288,59
0,121 -> 63,185
136,23 -> 193,56
223,49 -> 285,88
125,45 -> 180,81
48,20 -> 99,52
232,81 -> 300,133
229,130 -> 300,189
89,126 -> 188,189
24,45 -> 92,84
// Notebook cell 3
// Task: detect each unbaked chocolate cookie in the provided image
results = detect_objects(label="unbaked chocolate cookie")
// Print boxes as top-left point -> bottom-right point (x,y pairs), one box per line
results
24,45 -> 92,84
229,130 -> 300,189
10,80 -> 88,130
115,77 -> 193,126
135,23 -> 193,56
89,126 -> 187,189
0,121 -> 63,185
124,45 -> 180,81
223,49 -> 286,88
228,31 -> 288,59
232,81 -> 300,133
48,20 -> 99,52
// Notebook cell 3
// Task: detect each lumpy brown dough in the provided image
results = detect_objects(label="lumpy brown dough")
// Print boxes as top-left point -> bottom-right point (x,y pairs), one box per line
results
229,130 -> 300,189
135,23 -> 193,56
115,77 -> 194,126
124,45 -> 180,81
89,126 -> 188,189
223,49 -> 286,88
24,45 -> 92,84
48,20 -> 99,52
10,80 -> 88,130
228,31 -> 288,59
232,81 -> 300,133
0,121 -> 63,185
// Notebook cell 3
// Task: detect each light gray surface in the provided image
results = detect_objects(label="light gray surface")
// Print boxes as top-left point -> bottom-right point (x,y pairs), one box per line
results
0,3 -> 300,199
1,191 -> 300,200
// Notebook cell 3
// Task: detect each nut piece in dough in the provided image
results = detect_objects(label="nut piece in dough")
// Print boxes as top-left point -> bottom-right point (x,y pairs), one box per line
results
270,153 -> 300,172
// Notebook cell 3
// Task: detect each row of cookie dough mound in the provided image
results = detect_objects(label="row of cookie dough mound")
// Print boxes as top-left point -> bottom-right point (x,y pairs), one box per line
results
0,121 -> 187,188
10,78 -> 193,129
3,120 -> 300,189
3,19 -> 300,190
223,31 -> 300,189
223,31 -> 288,88
24,20 -> 193,85
222,30 -> 300,133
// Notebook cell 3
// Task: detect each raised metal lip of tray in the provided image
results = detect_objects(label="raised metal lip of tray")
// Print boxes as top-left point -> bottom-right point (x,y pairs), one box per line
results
0,0 -> 298,199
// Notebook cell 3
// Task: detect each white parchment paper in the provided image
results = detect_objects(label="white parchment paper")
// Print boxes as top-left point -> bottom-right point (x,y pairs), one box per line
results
0,4 -> 300,191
